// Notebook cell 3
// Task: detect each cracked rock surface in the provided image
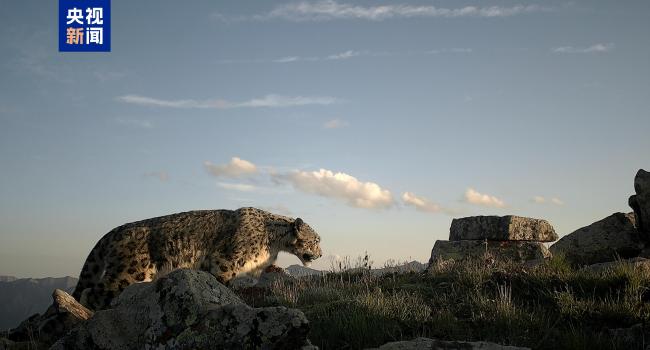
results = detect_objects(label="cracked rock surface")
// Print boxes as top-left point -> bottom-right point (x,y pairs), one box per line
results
50,269 -> 313,350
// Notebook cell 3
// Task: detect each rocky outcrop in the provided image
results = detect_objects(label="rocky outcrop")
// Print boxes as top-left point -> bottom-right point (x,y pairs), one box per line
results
449,216 -> 557,242
0,276 -> 78,331
6,288 -> 93,346
367,337 -> 530,350
549,212 -> 642,265
429,215 -> 556,266
0,337 -> 18,350
581,257 -> 650,273
430,240 -> 551,263
607,323 -> 647,349
629,169 -> 650,240
50,269 -> 313,350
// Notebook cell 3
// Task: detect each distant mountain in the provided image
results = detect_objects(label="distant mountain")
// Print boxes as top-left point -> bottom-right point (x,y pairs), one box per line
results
0,276 -> 17,282
285,261 -> 426,277
285,264 -> 324,277
0,276 -> 78,331
373,261 -> 427,275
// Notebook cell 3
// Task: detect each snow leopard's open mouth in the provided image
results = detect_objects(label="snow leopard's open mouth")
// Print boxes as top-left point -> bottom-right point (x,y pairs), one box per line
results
301,253 -> 317,266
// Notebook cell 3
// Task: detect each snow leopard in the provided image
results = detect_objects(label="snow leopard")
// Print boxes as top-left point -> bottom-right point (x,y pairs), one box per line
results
71,207 -> 322,310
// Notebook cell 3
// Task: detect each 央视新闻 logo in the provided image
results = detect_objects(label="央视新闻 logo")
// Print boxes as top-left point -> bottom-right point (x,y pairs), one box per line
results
59,0 -> 111,52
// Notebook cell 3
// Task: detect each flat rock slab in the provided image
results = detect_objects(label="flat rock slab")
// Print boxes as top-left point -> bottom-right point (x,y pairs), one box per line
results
428,240 -> 551,264
449,216 -> 558,242
629,169 -> 650,240
549,212 -> 642,265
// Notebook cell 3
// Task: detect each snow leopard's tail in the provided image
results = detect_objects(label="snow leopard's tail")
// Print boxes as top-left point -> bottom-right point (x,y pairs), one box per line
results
71,235 -> 108,302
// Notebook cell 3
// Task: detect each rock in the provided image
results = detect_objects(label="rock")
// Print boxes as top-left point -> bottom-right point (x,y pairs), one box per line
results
229,275 -> 260,289
0,275 -> 78,331
6,289 -> 93,346
607,323 -> 646,349
629,169 -> 650,240
428,240 -> 551,265
549,212 -> 642,265
51,269 -> 313,350
582,257 -> 650,273
367,337 -> 530,350
0,337 -> 15,350
449,216 -> 557,242
257,269 -> 292,288
286,264 -> 324,277
230,265 -> 294,289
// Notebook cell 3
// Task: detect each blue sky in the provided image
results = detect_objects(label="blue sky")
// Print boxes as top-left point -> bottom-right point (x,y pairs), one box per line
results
1,0 -> 649,277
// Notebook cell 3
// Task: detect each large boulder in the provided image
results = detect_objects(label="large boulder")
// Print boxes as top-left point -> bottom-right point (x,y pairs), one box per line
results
428,240 -> 551,264
449,216 -> 557,242
629,169 -> 650,241
51,269 -> 313,350
550,212 -> 642,265
367,337 -> 530,350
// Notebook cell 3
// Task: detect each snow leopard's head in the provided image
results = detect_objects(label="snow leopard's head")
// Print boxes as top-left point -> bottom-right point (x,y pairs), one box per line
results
289,218 -> 322,267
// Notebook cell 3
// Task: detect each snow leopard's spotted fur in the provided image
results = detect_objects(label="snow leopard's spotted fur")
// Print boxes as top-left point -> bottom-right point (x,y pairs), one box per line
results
71,207 -> 321,310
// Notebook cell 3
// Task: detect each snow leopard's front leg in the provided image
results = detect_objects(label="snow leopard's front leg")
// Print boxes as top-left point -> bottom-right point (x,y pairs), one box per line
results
206,254 -> 238,284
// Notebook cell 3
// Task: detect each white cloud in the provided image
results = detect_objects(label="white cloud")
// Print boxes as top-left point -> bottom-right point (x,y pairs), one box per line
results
117,94 -> 339,109
402,192 -> 442,213
218,182 -> 257,192
144,171 -> 169,182
253,1 -> 549,21
552,43 -> 613,54
260,204 -> 293,216
323,119 -> 349,129
273,56 -> 302,63
219,48 -> 471,65
204,157 -> 258,178
464,188 -> 506,208
274,169 -> 394,209
235,94 -> 338,107
272,50 -> 360,63
531,196 -> 564,206
326,50 -> 361,60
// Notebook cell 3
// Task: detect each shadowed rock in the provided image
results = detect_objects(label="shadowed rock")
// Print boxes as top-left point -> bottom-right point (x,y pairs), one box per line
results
550,212 -> 642,265
50,269 -> 313,350
629,169 -> 650,241
6,288 -> 93,346
582,257 -> 650,273
428,240 -> 551,265
0,275 -> 77,331
449,216 -> 558,242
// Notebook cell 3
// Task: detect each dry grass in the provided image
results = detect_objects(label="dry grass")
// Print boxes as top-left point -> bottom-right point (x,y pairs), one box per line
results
235,254 -> 650,350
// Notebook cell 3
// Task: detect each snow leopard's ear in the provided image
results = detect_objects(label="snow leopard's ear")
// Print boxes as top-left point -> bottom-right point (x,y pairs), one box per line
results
293,218 -> 304,235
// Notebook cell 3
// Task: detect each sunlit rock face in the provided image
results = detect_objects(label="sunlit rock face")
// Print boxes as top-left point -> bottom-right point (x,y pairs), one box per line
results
449,215 -> 558,242
429,240 -> 551,264
550,212 -> 642,265
428,215 -> 556,266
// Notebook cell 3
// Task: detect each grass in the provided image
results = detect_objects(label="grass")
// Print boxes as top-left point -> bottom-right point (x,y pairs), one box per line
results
235,253 -> 650,350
